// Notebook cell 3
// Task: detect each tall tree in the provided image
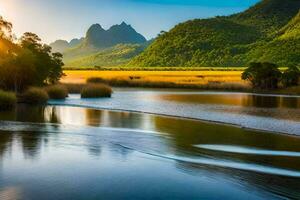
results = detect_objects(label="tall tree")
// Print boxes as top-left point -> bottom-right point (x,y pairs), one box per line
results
0,17 -> 64,92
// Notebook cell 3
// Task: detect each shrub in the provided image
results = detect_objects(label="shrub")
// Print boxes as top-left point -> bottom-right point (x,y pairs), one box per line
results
45,85 -> 68,99
0,90 -> 17,111
21,87 -> 49,104
242,62 -> 282,89
86,77 -> 106,84
81,84 -> 112,98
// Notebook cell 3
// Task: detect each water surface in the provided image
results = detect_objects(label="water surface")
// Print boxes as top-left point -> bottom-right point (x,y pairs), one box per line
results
0,105 -> 300,199
49,89 -> 300,135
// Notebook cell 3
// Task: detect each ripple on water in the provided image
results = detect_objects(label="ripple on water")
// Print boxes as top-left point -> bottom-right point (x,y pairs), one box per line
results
194,144 -> 300,157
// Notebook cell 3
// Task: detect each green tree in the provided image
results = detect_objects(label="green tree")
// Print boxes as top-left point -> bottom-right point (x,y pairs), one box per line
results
242,62 -> 282,89
20,32 -> 64,86
282,65 -> 300,87
0,48 -> 36,92
0,17 -> 64,92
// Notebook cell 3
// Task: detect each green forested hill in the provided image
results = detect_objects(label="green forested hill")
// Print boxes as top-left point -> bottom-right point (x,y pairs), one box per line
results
129,0 -> 300,67
63,43 -> 147,68
247,11 -> 300,66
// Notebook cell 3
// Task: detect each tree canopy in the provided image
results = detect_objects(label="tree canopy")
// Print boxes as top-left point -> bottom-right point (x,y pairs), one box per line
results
0,17 -> 64,92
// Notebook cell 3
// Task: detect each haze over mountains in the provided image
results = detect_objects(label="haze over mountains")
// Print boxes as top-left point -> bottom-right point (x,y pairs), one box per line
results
51,0 -> 300,68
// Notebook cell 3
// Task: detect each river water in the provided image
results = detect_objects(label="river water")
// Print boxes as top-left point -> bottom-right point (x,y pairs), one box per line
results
0,89 -> 299,199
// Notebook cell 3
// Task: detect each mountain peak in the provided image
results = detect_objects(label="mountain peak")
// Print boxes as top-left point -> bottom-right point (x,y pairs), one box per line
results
88,24 -> 104,32
120,21 -> 128,26
84,22 -> 146,48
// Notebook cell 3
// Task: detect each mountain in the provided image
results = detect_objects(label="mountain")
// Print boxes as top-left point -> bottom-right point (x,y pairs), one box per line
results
129,0 -> 300,67
50,38 -> 83,53
50,22 -> 149,68
83,22 -> 146,48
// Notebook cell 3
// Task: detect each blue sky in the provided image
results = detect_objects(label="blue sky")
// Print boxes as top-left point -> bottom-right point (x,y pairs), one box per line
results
0,0 -> 259,43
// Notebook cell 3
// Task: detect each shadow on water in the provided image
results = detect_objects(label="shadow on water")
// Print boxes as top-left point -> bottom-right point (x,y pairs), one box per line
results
0,105 -> 300,199
0,105 -> 61,159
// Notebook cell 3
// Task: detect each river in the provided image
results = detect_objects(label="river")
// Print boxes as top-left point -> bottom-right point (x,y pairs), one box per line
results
0,89 -> 299,199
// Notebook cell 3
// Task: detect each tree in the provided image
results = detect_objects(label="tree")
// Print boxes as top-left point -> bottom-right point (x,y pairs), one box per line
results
0,16 -> 12,40
0,18 -> 64,93
282,66 -> 300,87
20,32 -> 64,86
242,62 -> 282,89
0,49 -> 36,92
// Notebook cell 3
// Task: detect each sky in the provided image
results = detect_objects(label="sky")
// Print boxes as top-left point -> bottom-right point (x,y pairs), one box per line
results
0,0 -> 260,43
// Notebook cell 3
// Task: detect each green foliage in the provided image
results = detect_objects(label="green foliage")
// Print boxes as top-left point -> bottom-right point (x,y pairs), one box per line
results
129,0 -> 300,68
46,85 -> 69,99
242,62 -> 282,89
21,87 -> 49,104
0,17 -> 64,92
81,84 -> 112,98
0,90 -> 16,111
282,66 -> 300,87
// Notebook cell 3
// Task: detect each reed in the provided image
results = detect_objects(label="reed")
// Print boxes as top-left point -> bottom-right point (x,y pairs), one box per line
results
45,85 -> 68,99
81,84 -> 113,98
20,87 -> 49,104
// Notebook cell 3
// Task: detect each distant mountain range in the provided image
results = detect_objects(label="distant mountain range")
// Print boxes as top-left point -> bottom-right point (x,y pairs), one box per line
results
50,38 -> 84,53
51,0 -> 300,68
129,0 -> 300,67
50,22 -> 148,68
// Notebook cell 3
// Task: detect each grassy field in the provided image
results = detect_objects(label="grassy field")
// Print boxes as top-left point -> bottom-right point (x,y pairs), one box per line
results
62,70 -> 245,84
61,70 -> 250,92
61,70 -> 300,94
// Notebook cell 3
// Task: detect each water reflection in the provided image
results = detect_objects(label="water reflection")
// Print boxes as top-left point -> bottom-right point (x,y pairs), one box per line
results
156,93 -> 300,121
158,93 -> 300,109
0,106 -> 300,199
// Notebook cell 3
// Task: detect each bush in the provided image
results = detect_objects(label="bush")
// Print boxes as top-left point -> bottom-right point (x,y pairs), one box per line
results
242,62 -> 282,89
81,84 -> 112,98
0,90 -> 17,111
21,87 -> 49,104
86,77 -> 106,84
45,85 -> 68,99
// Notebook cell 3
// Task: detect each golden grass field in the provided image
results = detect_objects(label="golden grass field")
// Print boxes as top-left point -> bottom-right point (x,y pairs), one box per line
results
61,70 -> 300,94
62,70 -> 246,85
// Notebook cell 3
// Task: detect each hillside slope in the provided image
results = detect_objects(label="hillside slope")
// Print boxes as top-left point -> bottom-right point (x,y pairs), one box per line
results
129,0 -> 300,67
248,11 -> 300,66
64,43 -> 148,68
